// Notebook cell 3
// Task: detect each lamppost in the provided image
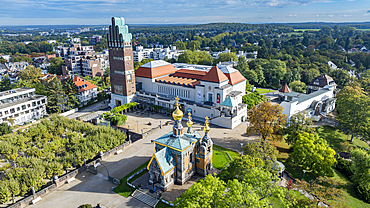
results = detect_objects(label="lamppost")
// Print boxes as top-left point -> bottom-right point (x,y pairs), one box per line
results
302,170 -> 306,180
136,119 -> 139,132
240,143 -> 244,155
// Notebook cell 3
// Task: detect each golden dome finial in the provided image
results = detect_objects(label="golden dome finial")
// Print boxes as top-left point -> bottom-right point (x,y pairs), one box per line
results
187,112 -> 193,127
172,96 -> 183,121
204,116 -> 210,133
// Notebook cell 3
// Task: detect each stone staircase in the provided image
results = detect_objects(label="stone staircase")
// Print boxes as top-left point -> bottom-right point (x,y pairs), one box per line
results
131,189 -> 159,208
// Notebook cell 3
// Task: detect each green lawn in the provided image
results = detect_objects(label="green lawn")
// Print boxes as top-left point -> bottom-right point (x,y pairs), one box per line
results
213,145 -> 241,170
212,149 -> 231,170
330,169 -> 370,208
315,125 -> 369,152
114,161 -> 149,198
255,88 -> 276,94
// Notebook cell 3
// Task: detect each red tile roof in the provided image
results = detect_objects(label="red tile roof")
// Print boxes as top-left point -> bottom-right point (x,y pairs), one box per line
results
136,64 -> 177,78
224,71 -> 246,85
279,84 -> 291,93
156,76 -> 199,87
72,76 -> 98,92
172,69 -> 207,80
201,66 -> 228,83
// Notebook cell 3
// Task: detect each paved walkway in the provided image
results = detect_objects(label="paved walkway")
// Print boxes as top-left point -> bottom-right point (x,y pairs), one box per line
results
66,99 -> 109,120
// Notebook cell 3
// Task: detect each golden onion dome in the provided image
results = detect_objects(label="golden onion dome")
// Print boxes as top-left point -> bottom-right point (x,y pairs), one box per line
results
186,112 -> 193,127
172,96 -> 183,121
204,116 -> 210,133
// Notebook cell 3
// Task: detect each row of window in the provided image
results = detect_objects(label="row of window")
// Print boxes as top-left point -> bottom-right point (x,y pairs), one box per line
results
0,92 -> 35,104
157,86 -> 191,99
0,99 -> 46,117
1,106 -> 44,121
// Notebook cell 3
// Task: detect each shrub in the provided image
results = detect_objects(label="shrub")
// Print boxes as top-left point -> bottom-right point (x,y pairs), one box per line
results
335,155 -> 353,177
78,204 -> 93,208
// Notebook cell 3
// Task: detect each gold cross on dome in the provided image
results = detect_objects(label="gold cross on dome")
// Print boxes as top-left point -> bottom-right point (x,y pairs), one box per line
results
205,116 -> 209,124
175,96 -> 180,107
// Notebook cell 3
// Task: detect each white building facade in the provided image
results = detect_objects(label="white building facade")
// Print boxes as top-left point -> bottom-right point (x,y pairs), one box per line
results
0,88 -> 47,125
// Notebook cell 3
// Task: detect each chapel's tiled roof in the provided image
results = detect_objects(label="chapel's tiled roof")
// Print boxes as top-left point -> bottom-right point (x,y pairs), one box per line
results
201,66 -> 228,83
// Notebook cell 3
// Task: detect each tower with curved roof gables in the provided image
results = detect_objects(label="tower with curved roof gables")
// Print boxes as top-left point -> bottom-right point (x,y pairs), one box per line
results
108,17 -> 136,107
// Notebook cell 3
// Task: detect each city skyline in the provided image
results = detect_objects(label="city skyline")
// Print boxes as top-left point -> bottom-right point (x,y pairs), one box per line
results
0,0 -> 370,26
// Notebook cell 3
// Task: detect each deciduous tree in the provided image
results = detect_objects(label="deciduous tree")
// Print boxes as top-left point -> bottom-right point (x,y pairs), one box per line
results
246,101 -> 287,142
289,132 -> 336,176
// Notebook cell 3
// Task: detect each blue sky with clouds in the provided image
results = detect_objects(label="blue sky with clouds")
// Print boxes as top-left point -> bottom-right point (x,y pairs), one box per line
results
0,0 -> 369,25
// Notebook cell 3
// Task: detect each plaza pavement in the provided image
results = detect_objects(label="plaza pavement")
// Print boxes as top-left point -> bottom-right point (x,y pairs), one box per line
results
31,112 -> 256,208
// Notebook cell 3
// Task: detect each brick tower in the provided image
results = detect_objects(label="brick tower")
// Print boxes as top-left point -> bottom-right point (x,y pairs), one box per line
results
108,17 -> 136,108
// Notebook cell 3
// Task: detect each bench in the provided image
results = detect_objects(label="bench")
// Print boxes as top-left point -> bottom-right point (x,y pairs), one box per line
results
32,196 -> 42,204
66,177 -> 75,184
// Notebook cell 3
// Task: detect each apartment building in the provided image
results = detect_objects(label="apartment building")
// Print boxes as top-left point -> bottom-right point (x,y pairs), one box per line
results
0,88 -> 47,125
61,44 -> 108,78
133,46 -> 183,62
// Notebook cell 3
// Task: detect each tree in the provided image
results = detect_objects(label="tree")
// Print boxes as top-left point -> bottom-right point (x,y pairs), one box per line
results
7,179 -> 20,203
329,69 -> 350,89
214,52 -> 238,64
246,101 -> 287,142
242,92 -> 267,109
187,40 -> 201,51
173,41 -> 186,50
336,86 -> 370,142
0,75 -> 12,91
284,111 -> 312,145
174,174 -> 226,207
241,141 -> 278,167
351,148 -> 370,202
18,65 -> 42,83
49,57 -> 64,75
289,81 -> 307,93
0,123 -> 12,136
46,78 -> 66,113
176,169 -> 290,208
0,181 -> 10,203
178,50 -> 212,65
63,78 -> 79,108
289,132 -> 336,177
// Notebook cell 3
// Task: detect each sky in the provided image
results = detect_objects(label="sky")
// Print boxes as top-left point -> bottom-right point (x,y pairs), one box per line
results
0,0 -> 370,26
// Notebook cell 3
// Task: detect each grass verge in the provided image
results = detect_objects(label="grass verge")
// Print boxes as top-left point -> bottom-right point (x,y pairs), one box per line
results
315,125 -> 369,152
255,88 -> 276,94
114,160 -> 149,198
213,145 -> 241,170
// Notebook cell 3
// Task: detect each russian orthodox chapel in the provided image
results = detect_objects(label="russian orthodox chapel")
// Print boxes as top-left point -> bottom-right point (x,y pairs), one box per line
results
147,96 -> 213,191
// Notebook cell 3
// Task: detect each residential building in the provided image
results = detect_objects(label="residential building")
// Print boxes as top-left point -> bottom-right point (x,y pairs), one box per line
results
72,76 -> 98,106
147,98 -> 213,191
307,74 -> 337,94
108,17 -> 248,129
133,46 -> 183,62
0,87 -> 47,125
5,61 -> 29,72
61,44 -> 108,78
